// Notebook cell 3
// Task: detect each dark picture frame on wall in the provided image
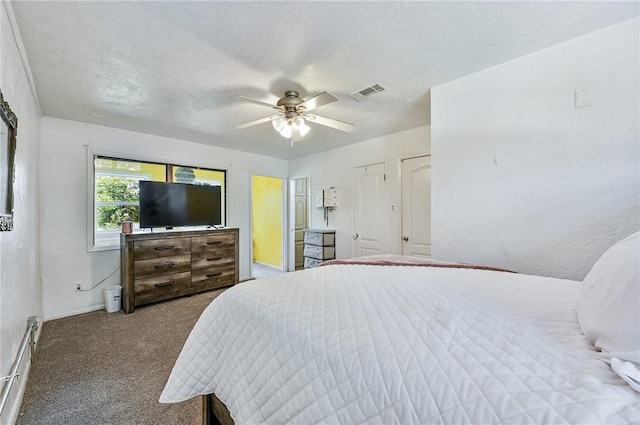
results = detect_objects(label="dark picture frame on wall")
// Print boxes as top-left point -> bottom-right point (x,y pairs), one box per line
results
0,90 -> 18,231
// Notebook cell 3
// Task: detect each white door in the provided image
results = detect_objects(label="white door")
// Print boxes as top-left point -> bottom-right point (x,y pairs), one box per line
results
352,162 -> 387,257
293,178 -> 308,270
401,156 -> 431,257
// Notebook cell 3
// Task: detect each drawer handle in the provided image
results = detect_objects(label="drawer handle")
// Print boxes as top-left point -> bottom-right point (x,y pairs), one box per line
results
154,281 -> 175,288
206,257 -> 223,262
154,245 -> 175,251
154,263 -> 175,270
206,241 -> 222,245
206,272 -> 222,278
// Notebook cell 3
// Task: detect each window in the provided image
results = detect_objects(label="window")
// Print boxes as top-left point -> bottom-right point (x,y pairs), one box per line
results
90,155 -> 226,250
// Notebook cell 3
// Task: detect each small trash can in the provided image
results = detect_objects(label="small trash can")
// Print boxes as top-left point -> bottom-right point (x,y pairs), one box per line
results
103,285 -> 122,313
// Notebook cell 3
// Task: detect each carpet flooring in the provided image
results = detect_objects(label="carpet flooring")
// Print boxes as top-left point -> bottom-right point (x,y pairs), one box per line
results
17,288 -> 226,425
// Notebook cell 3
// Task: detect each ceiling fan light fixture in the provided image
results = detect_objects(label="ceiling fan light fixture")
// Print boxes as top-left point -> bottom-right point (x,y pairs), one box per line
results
274,115 -> 310,139
297,121 -> 310,137
291,116 -> 304,127
289,116 -> 310,137
279,124 -> 292,139
272,117 -> 286,132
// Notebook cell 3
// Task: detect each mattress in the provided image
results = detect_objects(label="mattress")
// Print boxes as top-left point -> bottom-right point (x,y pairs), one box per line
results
160,264 -> 640,424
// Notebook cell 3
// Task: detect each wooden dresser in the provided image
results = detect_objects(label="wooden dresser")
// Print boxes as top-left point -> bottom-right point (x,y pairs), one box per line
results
120,228 -> 239,313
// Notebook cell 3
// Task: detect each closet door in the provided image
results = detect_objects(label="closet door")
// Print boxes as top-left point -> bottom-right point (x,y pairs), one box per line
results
401,156 -> 431,257
352,162 -> 387,257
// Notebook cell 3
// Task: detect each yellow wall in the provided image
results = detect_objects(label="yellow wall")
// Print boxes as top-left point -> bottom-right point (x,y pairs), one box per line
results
252,175 -> 282,267
140,163 -> 166,181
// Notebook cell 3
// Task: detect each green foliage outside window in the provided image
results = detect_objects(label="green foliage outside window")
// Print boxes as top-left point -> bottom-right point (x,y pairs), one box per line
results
96,176 -> 140,230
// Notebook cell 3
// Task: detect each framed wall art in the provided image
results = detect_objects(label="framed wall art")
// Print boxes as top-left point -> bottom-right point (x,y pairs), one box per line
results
0,90 -> 17,231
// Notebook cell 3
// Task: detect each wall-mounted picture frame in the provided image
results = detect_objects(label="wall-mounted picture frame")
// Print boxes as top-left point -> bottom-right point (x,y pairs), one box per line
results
0,90 -> 18,231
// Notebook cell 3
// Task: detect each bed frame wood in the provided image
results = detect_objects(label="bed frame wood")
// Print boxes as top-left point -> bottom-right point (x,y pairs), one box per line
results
202,394 -> 234,425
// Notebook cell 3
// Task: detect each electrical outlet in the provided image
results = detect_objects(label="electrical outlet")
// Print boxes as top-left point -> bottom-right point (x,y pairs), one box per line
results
575,88 -> 593,108
75,281 -> 83,291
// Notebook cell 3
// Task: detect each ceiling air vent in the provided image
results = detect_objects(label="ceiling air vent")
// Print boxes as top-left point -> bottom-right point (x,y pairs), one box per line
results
350,83 -> 386,101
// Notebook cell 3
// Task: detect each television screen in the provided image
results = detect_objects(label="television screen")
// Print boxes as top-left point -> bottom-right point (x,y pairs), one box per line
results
139,181 -> 222,228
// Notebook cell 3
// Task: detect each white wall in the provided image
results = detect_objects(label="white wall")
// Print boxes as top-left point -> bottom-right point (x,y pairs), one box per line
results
0,3 -> 42,424
431,17 -> 639,280
39,117 -> 287,320
288,126 -> 430,261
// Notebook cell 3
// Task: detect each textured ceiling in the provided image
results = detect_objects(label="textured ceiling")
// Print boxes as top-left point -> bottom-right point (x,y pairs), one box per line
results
11,1 -> 639,159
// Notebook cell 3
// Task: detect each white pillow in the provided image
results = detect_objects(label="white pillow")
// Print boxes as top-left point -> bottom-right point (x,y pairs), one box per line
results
577,231 -> 640,364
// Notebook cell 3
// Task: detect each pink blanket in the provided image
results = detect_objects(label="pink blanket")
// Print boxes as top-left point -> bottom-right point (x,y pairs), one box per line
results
320,254 -> 515,273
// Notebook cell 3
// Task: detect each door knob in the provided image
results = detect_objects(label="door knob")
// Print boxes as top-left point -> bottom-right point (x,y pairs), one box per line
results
402,236 -> 409,242
352,233 -> 359,240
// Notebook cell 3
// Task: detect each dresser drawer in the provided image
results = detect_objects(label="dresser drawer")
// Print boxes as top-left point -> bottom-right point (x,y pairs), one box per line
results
134,237 -> 190,260
191,250 -> 235,270
304,231 -> 335,246
191,234 -> 236,253
134,271 -> 192,303
191,266 -> 236,290
134,254 -> 191,279
303,245 -> 335,260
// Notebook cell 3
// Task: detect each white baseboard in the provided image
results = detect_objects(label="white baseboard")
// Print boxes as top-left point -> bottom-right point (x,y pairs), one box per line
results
0,320 -> 42,425
43,304 -> 105,322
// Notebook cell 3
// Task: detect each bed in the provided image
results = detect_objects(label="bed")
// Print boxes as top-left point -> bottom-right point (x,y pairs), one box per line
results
160,233 -> 640,424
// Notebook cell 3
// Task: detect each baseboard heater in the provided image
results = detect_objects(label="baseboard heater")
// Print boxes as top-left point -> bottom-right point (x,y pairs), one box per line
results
0,316 -> 39,417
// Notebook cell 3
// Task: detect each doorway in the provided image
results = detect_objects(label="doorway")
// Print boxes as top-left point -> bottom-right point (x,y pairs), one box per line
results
251,175 -> 285,278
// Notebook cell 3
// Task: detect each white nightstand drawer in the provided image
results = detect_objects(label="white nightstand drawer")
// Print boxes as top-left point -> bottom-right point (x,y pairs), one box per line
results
303,230 -> 335,246
303,245 -> 335,260
304,257 -> 324,268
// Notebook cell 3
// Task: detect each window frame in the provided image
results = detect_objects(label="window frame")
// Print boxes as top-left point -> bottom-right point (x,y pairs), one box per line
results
86,148 -> 228,252
93,171 -> 152,249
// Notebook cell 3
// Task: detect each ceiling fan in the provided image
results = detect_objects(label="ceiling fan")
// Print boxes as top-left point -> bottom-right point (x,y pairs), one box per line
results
233,90 -> 354,144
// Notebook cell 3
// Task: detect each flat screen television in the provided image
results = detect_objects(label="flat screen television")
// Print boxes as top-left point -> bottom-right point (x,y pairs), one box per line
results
139,181 -> 222,228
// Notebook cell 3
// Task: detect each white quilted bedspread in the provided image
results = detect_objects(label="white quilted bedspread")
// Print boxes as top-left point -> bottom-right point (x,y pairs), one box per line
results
160,265 -> 640,424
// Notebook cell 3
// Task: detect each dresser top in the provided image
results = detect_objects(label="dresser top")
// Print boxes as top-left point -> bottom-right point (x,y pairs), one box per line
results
121,227 -> 238,242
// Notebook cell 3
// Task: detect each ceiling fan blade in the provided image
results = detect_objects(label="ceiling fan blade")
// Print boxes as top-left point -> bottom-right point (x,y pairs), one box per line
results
234,115 -> 279,130
232,95 -> 278,109
299,92 -> 338,111
306,114 -> 354,133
